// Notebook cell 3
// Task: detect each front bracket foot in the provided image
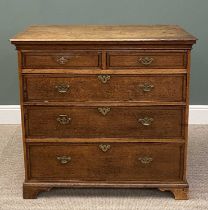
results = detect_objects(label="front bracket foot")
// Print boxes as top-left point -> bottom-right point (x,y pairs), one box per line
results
23,184 -> 52,199
159,187 -> 189,200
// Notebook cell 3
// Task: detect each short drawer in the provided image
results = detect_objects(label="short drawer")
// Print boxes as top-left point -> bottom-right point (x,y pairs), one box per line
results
23,74 -> 186,102
22,51 -> 102,69
28,142 -> 184,181
25,106 -> 185,139
107,51 -> 187,69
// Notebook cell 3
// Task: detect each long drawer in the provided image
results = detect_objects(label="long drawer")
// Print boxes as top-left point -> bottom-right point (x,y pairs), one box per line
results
23,74 -> 186,102
25,106 -> 185,139
27,142 -> 184,181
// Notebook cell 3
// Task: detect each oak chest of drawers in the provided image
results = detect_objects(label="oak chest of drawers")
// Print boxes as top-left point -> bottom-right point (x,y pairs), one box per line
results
10,25 -> 196,199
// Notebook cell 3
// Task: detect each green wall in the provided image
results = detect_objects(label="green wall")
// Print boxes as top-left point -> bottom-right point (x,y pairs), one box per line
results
0,0 -> 206,104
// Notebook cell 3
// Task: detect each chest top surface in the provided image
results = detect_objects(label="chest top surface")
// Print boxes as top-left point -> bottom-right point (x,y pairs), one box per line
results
10,25 -> 196,43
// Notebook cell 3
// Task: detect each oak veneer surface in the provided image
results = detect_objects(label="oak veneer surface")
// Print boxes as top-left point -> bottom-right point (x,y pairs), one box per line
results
10,25 -> 196,199
10,25 -> 196,42
23,74 -> 186,102
28,143 -> 183,181
22,51 -> 102,69
107,51 -> 187,69
25,106 -> 184,139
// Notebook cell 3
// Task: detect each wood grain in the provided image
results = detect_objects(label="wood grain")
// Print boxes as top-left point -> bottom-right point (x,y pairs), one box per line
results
23,74 -> 186,103
22,51 -> 102,69
10,25 -> 197,42
27,142 -> 184,181
10,25 -> 196,199
107,51 -> 187,69
22,69 -> 187,74
25,106 -> 185,139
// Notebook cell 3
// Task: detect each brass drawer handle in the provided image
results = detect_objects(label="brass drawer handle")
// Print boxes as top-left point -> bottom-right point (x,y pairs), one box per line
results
57,114 -> 71,125
139,57 -> 154,66
139,83 -> 154,92
98,107 -> 111,116
57,156 -> 71,164
98,75 -> 110,84
56,56 -> 70,65
55,84 -> 70,93
99,144 -> 111,152
138,156 -> 153,164
138,117 -> 154,126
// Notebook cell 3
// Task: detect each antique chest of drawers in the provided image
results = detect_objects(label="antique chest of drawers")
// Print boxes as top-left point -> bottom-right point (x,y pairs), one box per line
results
10,25 -> 196,199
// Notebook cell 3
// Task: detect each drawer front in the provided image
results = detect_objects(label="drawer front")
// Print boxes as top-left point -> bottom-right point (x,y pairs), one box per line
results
28,143 -> 183,181
23,74 -> 186,102
25,106 -> 184,139
107,51 -> 187,69
22,51 -> 102,69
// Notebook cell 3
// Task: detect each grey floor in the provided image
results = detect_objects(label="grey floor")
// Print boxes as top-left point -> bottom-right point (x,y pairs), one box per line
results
0,125 -> 208,210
